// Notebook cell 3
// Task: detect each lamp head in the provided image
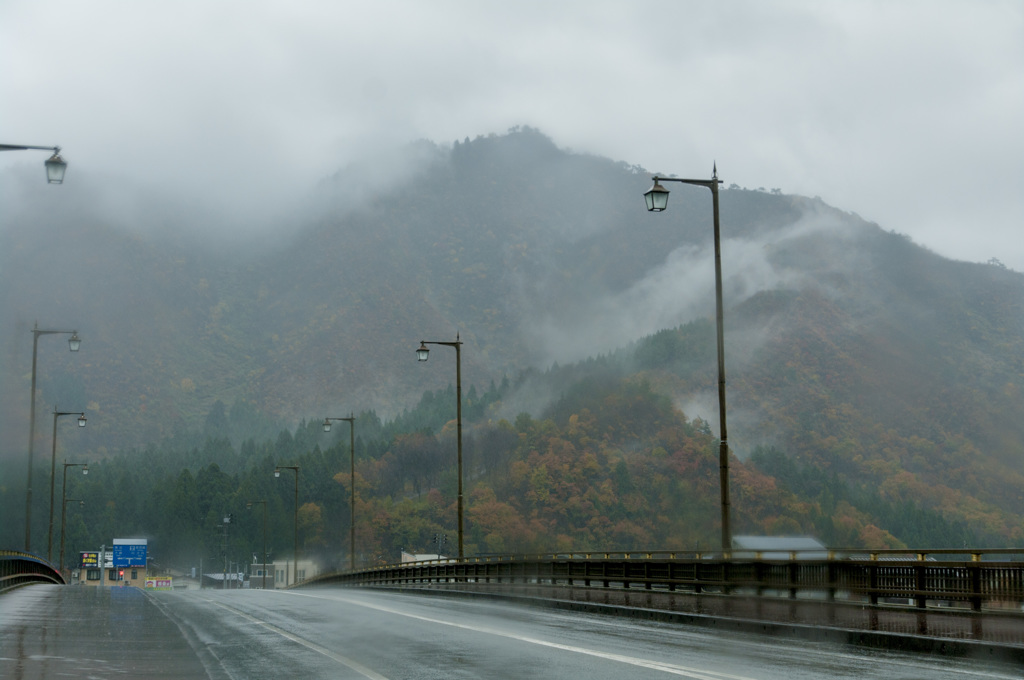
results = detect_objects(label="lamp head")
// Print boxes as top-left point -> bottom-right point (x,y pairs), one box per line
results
643,179 -> 670,212
416,342 -> 429,362
274,468 -> 281,478
45,150 -> 67,184
322,419 -> 332,433
68,333 -> 81,352
82,465 -> 89,475
77,415 -> 87,427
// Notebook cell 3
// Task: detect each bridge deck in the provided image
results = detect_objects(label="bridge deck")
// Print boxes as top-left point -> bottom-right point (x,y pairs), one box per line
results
3,583 -> 1022,677
0,585 -> 209,679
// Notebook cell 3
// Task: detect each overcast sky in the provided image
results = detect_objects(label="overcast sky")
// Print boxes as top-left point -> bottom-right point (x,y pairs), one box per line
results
3,1 -> 1022,269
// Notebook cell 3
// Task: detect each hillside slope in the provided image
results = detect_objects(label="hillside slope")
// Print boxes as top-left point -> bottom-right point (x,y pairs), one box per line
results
2,128 -> 1021,546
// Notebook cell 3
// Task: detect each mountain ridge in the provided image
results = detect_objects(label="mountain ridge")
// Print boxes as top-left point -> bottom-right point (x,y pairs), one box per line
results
2,128 -> 1022,547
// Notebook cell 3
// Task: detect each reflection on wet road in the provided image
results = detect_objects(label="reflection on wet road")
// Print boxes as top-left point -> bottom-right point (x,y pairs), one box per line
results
1,585 -> 1019,679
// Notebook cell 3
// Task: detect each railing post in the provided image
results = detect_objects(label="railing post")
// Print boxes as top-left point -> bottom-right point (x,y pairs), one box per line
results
915,560 -> 927,609
869,561 -> 878,606
969,562 -> 983,612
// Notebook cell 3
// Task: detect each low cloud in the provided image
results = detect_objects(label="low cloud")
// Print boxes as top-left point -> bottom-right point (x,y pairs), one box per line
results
528,206 -> 853,366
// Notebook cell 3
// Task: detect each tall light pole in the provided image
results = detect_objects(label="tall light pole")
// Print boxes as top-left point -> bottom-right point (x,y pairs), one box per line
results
247,499 -> 268,589
59,499 -> 84,574
275,466 -> 300,585
643,166 -> 732,553
323,415 -> 357,571
25,323 -> 81,552
0,143 -> 68,183
222,514 -> 232,589
59,461 -> 88,573
416,334 -> 464,560
48,408 -> 86,562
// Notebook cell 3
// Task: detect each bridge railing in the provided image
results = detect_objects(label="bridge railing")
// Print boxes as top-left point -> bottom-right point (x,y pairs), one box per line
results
0,550 -> 65,593
309,549 -> 1024,614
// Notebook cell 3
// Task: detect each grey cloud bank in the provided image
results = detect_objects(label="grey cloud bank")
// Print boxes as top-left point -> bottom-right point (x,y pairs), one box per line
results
2,0 -> 1021,269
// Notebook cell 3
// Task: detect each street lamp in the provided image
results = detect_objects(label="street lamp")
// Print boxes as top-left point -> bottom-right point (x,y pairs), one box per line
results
416,334 -> 464,560
48,408 -> 86,562
323,415 -> 357,571
222,514 -> 232,589
275,466 -> 300,585
643,166 -> 732,553
247,499 -> 268,589
0,144 -> 68,183
59,462 -> 88,573
24,323 -> 81,552
59,499 -> 84,575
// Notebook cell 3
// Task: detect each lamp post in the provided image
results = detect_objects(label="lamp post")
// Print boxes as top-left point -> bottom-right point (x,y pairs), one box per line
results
24,323 -> 81,552
323,415 -> 357,571
222,514 -> 231,589
643,166 -> 732,553
48,408 -> 86,562
247,499 -> 268,589
275,466 -> 300,585
59,499 -> 84,575
416,334 -> 464,560
0,144 -> 68,183
59,462 -> 88,573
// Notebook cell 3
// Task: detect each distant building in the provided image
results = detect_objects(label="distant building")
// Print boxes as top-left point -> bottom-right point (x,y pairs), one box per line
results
731,536 -> 828,560
249,557 -> 319,588
400,552 -> 449,563
74,544 -> 148,587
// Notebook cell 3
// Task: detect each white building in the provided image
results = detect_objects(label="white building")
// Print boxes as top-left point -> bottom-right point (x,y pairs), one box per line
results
251,558 -> 319,588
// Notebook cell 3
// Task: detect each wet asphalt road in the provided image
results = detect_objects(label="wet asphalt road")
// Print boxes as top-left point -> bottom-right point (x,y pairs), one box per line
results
1,584 -> 1020,679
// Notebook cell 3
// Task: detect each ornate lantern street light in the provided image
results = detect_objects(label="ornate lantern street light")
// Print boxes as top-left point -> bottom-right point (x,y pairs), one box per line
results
0,144 -> 68,184
48,409 -> 86,561
323,415 -> 357,571
247,500 -> 268,589
415,335 -> 464,560
275,466 -> 300,585
59,461 -> 88,573
643,165 -> 733,553
24,323 -> 81,553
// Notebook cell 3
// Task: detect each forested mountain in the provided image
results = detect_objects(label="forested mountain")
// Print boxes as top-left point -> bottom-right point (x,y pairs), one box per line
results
1,127 -> 1021,568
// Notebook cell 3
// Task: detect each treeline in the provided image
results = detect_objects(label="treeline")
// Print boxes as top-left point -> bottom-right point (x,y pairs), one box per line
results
4,318 -> 1015,574
1,363 -> 987,575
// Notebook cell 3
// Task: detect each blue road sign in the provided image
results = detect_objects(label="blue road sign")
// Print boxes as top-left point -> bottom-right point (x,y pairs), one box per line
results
112,539 -> 147,567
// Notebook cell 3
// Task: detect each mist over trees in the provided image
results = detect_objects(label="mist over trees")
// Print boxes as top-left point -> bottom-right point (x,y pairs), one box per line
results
0,360 -> 983,572
2,127 -> 1022,568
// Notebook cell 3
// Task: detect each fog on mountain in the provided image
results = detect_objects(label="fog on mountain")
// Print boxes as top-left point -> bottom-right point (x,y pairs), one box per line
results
2,127 -> 1021,565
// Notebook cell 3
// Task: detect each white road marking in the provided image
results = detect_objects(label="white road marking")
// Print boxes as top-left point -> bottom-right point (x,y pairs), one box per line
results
204,598 -> 389,680
279,590 -> 755,680
575,610 -> 1022,680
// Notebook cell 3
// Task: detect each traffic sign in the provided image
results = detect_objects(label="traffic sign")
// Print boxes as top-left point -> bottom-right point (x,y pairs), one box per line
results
112,538 -> 147,567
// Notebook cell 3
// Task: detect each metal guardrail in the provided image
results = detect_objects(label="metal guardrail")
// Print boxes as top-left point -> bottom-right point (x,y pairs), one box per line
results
310,549 -> 1024,614
0,550 -> 66,592
399,547 -> 1024,562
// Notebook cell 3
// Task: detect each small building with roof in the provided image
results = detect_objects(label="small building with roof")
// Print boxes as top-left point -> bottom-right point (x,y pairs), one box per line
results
731,535 -> 828,560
